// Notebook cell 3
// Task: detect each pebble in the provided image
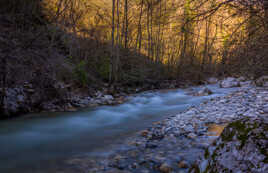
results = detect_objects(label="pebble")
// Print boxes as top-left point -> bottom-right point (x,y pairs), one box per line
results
187,133 -> 197,139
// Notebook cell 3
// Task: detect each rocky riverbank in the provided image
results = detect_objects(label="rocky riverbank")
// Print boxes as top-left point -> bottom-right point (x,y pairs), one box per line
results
2,76 -> 267,119
60,79 -> 267,173
0,80 -> 184,119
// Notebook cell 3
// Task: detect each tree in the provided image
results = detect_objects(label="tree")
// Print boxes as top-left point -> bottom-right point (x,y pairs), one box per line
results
135,0 -> 144,54
265,0 -> 268,28
110,0 -> 116,83
0,56 -> 7,116
124,0 -> 128,49
179,0 -> 194,72
115,0 -> 121,81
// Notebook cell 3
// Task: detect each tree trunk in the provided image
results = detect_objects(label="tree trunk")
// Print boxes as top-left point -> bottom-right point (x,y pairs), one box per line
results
115,0 -> 120,82
202,18 -> 210,73
124,0 -> 128,49
156,0 -> 162,63
110,0 -> 116,83
135,0 -> 144,53
150,0 -> 154,60
264,0 -> 268,28
0,56 -> 7,116
147,3 -> 151,58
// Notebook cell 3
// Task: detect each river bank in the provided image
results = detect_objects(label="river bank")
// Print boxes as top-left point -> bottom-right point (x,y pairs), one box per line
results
60,80 -> 268,173
0,80 -> 186,119
2,76 -> 267,119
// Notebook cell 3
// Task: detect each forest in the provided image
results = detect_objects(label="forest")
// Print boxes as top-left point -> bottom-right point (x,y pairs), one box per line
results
1,0 -> 267,86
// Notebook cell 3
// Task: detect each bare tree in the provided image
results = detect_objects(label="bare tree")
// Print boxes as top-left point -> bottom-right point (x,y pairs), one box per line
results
124,0 -> 128,49
265,0 -> 268,27
135,0 -> 144,54
115,0 -> 120,81
110,0 -> 116,83
0,56 -> 7,116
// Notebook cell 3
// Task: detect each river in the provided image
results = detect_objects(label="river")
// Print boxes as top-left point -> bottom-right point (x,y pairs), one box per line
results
0,84 -> 237,172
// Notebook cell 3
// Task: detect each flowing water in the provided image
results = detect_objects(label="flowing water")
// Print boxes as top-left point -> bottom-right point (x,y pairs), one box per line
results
0,85 -> 237,172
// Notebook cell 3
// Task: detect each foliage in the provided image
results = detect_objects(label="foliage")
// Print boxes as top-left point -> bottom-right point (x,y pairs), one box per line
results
74,60 -> 88,86
1,0 -> 267,90
97,56 -> 110,81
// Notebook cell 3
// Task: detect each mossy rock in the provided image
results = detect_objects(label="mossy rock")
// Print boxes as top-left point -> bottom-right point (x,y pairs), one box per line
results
194,117 -> 268,173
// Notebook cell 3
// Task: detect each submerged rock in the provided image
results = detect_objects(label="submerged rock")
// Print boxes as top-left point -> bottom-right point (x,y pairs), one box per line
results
192,116 -> 268,173
196,87 -> 213,96
220,77 -> 240,88
187,87 -> 213,96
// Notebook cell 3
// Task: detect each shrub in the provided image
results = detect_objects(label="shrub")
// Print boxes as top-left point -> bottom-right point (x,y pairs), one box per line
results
74,60 -> 88,87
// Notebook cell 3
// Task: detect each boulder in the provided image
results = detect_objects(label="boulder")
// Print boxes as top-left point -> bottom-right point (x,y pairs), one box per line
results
239,81 -> 253,87
1,87 -> 28,117
262,106 -> 268,114
219,77 -> 240,88
192,117 -> 268,173
188,87 -> 213,96
237,76 -> 246,82
95,91 -> 103,98
98,95 -> 114,105
196,87 -> 213,96
103,95 -> 114,100
207,77 -> 218,84
40,102 -> 58,111
256,76 -> 268,87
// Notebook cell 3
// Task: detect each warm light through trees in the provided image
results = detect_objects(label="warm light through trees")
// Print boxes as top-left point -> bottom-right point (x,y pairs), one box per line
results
40,0 -> 267,81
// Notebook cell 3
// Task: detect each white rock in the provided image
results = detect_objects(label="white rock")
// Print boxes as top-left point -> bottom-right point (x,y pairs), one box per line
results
255,76 -> 268,87
207,77 -> 218,84
103,95 -> 114,100
237,76 -> 246,82
220,77 -> 240,88
239,81 -> 252,87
